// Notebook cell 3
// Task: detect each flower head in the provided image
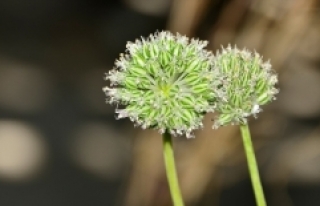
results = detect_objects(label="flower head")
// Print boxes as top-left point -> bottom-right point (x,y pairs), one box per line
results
103,31 -> 219,138
213,45 -> 278,128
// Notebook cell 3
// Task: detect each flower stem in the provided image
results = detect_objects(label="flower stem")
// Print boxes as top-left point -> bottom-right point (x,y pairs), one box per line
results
162,132 -> 184,206
240,124 -> 267,206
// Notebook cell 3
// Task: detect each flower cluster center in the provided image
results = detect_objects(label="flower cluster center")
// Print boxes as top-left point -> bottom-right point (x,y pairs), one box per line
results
159,84 -> 172,97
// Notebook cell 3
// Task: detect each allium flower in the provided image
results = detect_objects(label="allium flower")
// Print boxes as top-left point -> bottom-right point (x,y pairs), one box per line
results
213,45 -> 278,128
103,31 -> 219,138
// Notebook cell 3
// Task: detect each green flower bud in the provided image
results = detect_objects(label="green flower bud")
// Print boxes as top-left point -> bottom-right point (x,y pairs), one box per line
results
213,45 -> 278,128
103,31 -> 219,138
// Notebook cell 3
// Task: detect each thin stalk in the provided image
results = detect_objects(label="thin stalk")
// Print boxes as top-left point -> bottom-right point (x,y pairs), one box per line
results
240,124 -> 267,206
162,132 -> 184,206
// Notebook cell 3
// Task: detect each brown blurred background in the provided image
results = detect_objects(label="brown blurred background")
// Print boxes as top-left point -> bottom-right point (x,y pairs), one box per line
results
0,0 -> 320,205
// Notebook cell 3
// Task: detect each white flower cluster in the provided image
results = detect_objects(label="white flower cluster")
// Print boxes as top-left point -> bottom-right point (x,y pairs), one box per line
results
103,31 -> 219,138
213,45 -> 279,128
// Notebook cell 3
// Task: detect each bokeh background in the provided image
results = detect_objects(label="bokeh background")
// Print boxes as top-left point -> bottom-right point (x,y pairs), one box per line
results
0,0 -> 320,205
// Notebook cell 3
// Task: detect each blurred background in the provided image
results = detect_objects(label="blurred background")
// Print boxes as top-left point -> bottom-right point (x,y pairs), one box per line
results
0,0 -> 320,205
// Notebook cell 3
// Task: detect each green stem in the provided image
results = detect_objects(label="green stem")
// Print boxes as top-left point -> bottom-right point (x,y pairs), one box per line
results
240,124 -> 267,206
162,132 -> 184,206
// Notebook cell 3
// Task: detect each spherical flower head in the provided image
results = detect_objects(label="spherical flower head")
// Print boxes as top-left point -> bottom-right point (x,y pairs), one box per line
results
213,45 -> 279,128
103,31 -> 219,138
